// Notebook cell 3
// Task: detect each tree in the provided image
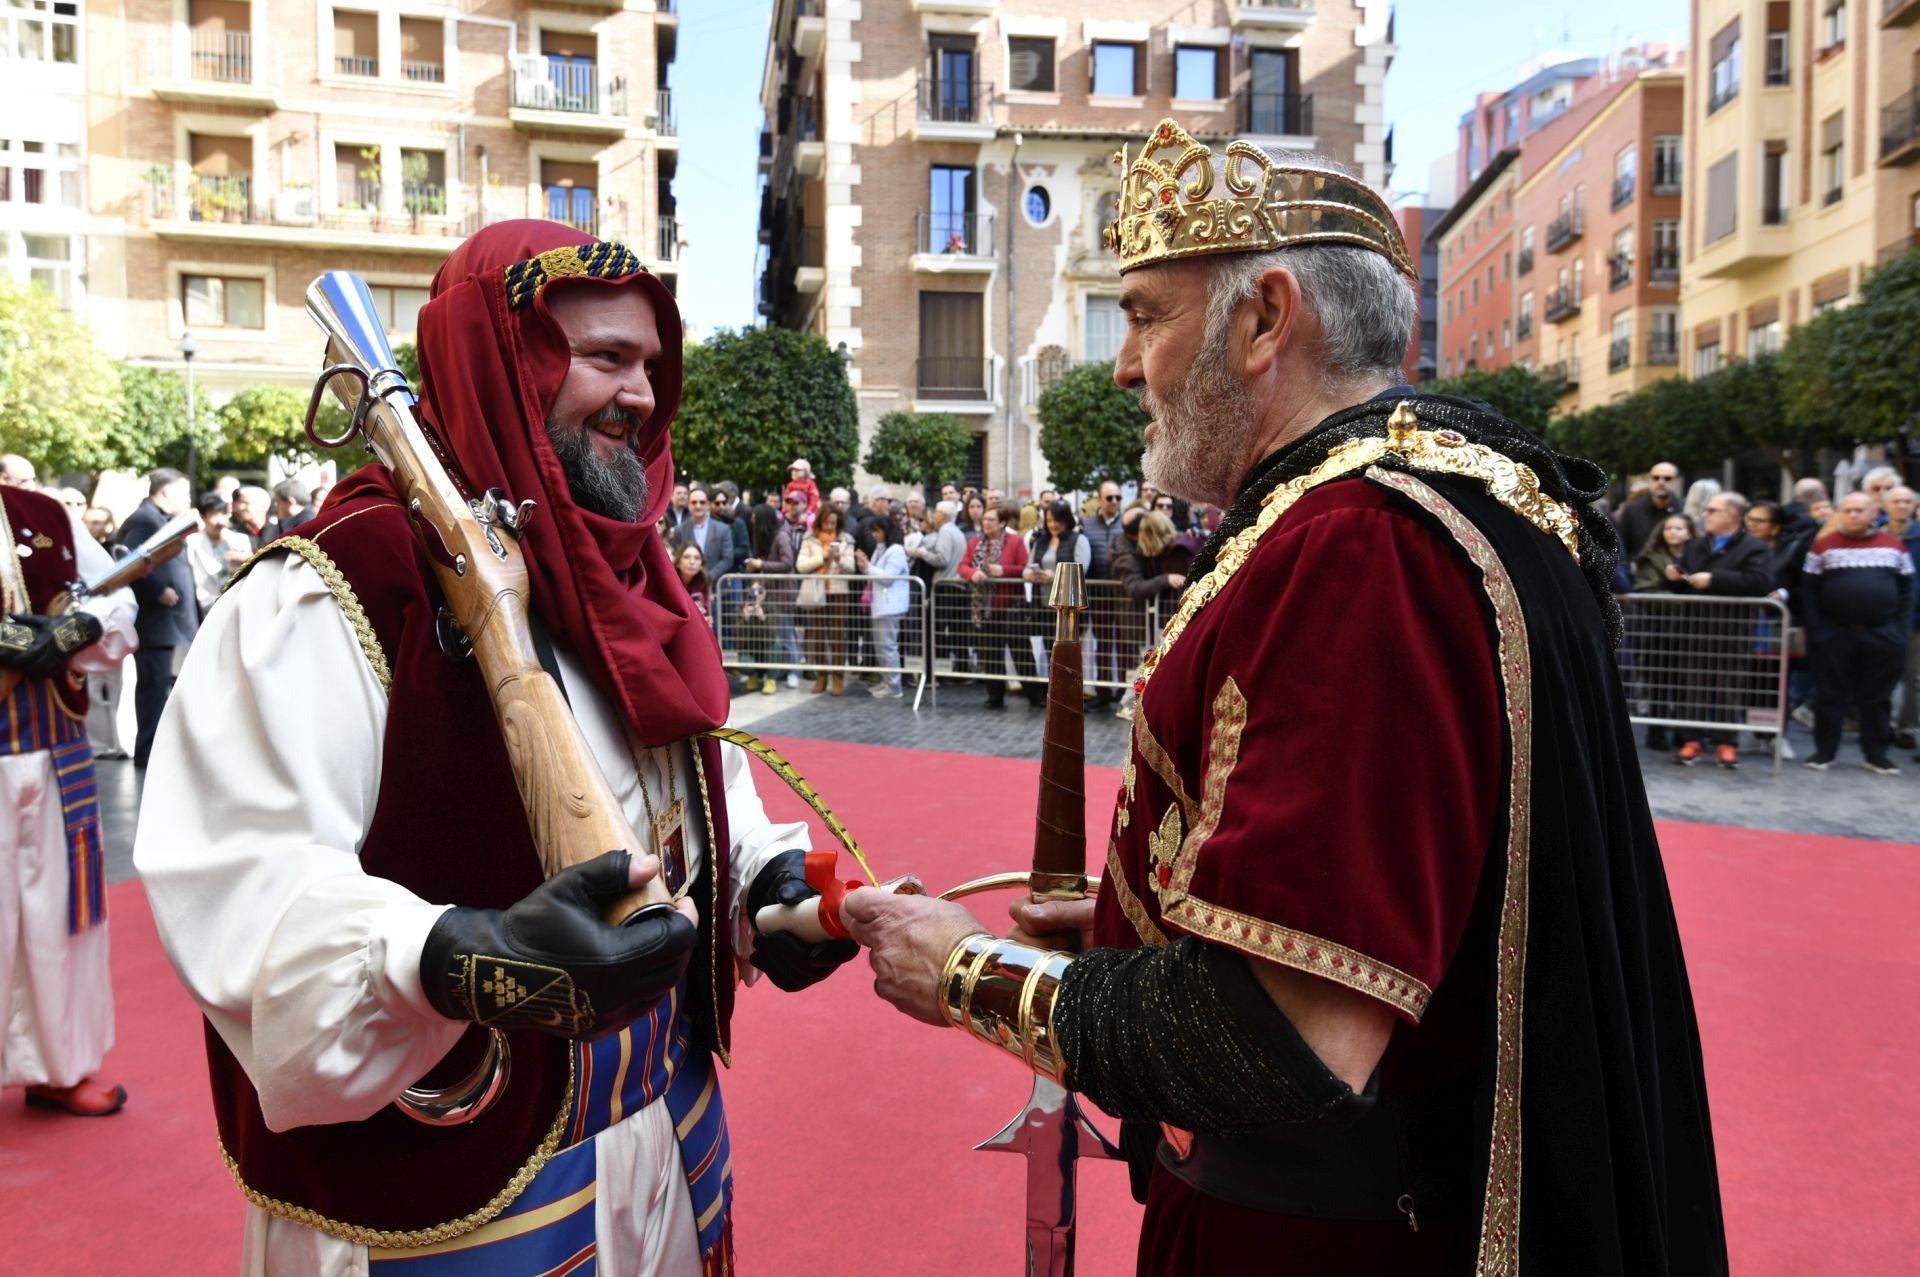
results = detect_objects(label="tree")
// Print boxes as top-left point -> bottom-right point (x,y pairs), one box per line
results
1035,360 -> 1147,492
1421,365 -> 1563,437
216,385 -> 328,472
674,327 -> 859,491
0,279 -> 122,476
393,341 -> 420,387
111,364 -> 217,478
862,411 -> 973,494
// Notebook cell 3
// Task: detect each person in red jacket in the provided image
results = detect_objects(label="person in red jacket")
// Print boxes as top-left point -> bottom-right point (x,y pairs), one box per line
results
782,457 -> 821,527
957,501 -> 1036,708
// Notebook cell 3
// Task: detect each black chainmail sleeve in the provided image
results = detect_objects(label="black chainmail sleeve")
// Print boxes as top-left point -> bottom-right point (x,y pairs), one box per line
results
1054,937 -> 1357,1137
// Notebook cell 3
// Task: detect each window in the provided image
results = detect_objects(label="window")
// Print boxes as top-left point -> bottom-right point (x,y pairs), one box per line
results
1083,295 -> 1125,362
1611,225 -> 1634,287
1503,251 -> 1511,280
928,36 -> 979,121
400,17 -> 444,83
1649,307 -> 1679,363
928,164 -> 977,253
183,274 -> 266,329
1694,341 -> 1722,376
1709,20 -> 1741,113
0,139 -> 81,209
1025,186 -> 1050,225
1612,145 -> 1637,208
1652,220 -> 1680,278
1653,136 -> 1682,195
542,159 -> 598,233
1247,48 -> 1301,134
1471,278 -> 1479,304
16,233 -> 78,308
1504,101 -> 1520,145
1,1 -> 78,65
1486,264 -> 1494,292
1469,333 -> 1479,366
1008,36 -> 1055,93
333,8 -> 379,77
1704,153 -> 1738,244
1501,319 -> 1511,349
918,291 -> 986,398
1820,0 -> 1845,52
335,142 -> 381,211
367,284 -> 429,334
1091,41 -> 1141,97
1765,1 -> 1790,84
1610,310 -> 1633,371
1761,142 -> 1787,224
400,149 -> 446,217
1749,319 -> 1781,356
1174,46 -> 1223,101
1820,113 -> 1844,205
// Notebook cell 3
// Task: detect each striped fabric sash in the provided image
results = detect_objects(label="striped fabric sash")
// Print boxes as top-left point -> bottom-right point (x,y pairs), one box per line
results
0,677 -> 104,934
370,983 -> 733,1274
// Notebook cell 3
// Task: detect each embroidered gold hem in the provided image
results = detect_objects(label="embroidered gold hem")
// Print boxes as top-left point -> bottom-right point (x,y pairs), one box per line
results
216,1046 -> 576,1249
1164,895 -> 1433,1021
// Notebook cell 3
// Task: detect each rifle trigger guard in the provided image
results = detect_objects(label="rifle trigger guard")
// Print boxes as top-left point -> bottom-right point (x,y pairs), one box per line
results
435,607 -> 473,661
409,499 -> 467,577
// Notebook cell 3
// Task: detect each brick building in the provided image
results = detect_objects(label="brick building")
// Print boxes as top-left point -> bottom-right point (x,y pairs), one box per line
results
756,0 -> 1396,496
1393,201 -> 1443,382
1680,0 -> 1920,373
1452,53 -> 1607,196
1513,68 -> 1686,411
1428,146 -> 1518,380
83,0 -> 681,402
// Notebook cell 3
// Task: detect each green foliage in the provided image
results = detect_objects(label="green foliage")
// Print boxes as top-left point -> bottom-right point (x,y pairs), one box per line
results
1776,307 -> 1857,450
215,385 -> 324,470
862,411 -> 974,490
1035,360 -> 1147,492
1422,365 -> 1563,438
392,341 -> 420,387
111,364 -> 217,477
674,327 -> 859,490
0,279 -> 123,475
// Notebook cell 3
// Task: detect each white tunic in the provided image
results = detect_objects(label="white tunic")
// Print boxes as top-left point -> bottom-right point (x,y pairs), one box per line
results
134,554 -> 805,1275
0,514 -> 137,1089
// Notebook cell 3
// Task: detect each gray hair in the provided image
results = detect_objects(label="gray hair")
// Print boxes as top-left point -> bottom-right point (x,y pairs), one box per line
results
1715,490 -> 1750,517
1792,477 -> 1828,502
936,500 -> 960,518
272,478 -> 311,505
1200,155 -> 1414,389
1863,465 -> 1901,489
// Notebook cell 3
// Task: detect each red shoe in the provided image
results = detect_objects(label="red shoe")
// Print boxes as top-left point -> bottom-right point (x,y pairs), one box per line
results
1673,741 -> 1703,765
23,1077 -> 127,1117
1715,744 -> 1739,769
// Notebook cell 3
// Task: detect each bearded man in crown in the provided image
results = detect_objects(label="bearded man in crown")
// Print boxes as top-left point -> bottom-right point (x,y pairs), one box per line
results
845,122 -> 1730,1274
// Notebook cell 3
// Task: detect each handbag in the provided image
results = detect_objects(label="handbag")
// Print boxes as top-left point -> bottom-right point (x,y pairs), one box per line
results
797,574 -> 826,609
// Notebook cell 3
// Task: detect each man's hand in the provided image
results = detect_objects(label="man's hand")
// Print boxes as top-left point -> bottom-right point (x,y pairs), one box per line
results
1007,895 -> 1095,952
840,890 -> 989,1027
1664,564 -> 1683,582
158,586 -> 180,608
1687,571 -> 1712,590
744,557 -> 764,571
1167,573 -> 1186,590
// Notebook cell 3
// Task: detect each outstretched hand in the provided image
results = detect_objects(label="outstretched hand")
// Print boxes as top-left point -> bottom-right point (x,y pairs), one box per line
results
840,890 -> 988,1027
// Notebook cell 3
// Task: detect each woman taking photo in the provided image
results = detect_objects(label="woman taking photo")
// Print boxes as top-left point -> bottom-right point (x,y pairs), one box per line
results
795,505 -> 856,695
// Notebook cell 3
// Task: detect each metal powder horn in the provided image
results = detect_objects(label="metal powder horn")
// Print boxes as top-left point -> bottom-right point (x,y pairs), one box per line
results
301,271 -> 680,1127
939,561 -> 1120,1276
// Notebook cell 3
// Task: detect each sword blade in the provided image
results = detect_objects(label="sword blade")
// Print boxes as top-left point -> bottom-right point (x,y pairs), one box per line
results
978,1074 -> 1120,1276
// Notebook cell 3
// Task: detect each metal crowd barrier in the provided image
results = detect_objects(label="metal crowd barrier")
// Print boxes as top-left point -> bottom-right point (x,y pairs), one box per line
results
711,571 -> 931,706
925,577 -> 1165,697
1615,591 -> 1793,772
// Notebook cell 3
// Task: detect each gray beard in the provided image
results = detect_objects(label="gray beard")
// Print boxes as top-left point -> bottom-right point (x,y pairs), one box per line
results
545,407 -> 650,522
1138,325 -> 1262,509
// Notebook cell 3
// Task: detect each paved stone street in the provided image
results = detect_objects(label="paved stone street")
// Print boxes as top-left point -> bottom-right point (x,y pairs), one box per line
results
98,678 -> 1916,887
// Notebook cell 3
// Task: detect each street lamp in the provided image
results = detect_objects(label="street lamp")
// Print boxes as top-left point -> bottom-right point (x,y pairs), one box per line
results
178,331 -> 197,495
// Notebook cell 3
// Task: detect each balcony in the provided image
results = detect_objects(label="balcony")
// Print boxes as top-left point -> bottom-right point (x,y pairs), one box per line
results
914,77 -> 994,142
910,0 -> 997,12
757,130 -> 772,174
145,26 -> 278,108
1545,208 -> 1584,252
791,224 -> 825,294
913,210 -> 995,272
656,216 -> 681,265
336,54 -> 377,77
1611,174 -> 1635,210
1885,0 -> 1920,27
145,171 -> 461,255
1516,314 -> 1533,342
1652,167 -> 1682,197
510,61 -> 630,136
1517,247 -> 1534,276
1239,89 -> 1314,139
1881,89 -> 1920,165
1762,203 -> 1788,224
1650,251 -> 1679,285
1648,335 -> 1680,365
1544,359 -> 1581,392
1609,256 -> 1633,290
790,96 -> 823,175
917,355 -> 993,403
1543,286 -> 1582,322
1608,338 -> 1631,372
401,59 -> 442,83
1232,0 -> 1317,30
794,0 -> 825,59
1708,82 -> 1737,114
652,89 -> 678,141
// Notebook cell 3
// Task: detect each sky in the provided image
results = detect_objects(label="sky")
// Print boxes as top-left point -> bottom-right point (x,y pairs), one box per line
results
670,0 -> 1692,337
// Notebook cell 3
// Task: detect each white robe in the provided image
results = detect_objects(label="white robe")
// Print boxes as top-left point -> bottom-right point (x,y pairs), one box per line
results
0,514 -> 138,1088
134,554 -> 805,1275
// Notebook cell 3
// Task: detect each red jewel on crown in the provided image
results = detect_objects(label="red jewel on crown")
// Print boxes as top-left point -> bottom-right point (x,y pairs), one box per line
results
1159,188 -> 1174,204
1157,124 -> 1170,140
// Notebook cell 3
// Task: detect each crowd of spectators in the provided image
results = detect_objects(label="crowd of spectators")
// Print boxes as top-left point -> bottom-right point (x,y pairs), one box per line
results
1617,459 -> 1917,775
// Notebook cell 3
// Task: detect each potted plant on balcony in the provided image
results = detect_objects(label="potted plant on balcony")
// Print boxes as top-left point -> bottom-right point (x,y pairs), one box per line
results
145,165 -> 175,222
358,146 -> 384,230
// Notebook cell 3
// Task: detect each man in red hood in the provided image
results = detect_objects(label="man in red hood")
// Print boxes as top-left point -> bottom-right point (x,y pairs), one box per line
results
136,223 -> 856,1274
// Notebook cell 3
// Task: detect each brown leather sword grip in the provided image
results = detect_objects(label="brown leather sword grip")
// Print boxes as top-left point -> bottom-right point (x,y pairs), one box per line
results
1032,637 -> 1088,897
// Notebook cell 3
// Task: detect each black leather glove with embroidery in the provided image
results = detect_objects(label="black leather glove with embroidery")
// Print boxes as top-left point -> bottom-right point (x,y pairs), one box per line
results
0,612 -> 104,681
420,850 -> 697,1039
747,849 -> 860,993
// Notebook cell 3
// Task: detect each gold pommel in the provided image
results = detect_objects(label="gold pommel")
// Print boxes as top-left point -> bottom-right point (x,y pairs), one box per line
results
1101,118 -> 1415,281
941,934 -> 1075,1084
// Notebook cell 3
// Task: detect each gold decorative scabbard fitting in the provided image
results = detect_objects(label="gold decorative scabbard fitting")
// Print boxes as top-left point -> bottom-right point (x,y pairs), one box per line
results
940,934 -> 1075,1085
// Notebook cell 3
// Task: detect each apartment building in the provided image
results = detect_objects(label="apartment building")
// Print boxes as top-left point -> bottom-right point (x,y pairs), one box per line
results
1513,68 -> 1686,411
1428,147 -> 1519,380
1392,201 -> 1444,381
83,0 -> 680,400
756,0 -> 1395,495
1453,53 -> 1607,194
1681,0 -> 1920,370
1,1 -> 88,308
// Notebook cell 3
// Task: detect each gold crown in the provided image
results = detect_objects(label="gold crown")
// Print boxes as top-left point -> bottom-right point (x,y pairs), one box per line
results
1102,119 -> 1416,280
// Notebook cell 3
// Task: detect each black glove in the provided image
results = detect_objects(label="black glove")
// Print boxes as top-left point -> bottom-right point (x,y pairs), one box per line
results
747,849 -> 859,993
0,612 -> 103,681
420,850 -> 697,1039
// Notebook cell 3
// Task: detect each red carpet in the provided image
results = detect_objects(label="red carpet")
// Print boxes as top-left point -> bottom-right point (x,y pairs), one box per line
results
3,737 -> 1916,1274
